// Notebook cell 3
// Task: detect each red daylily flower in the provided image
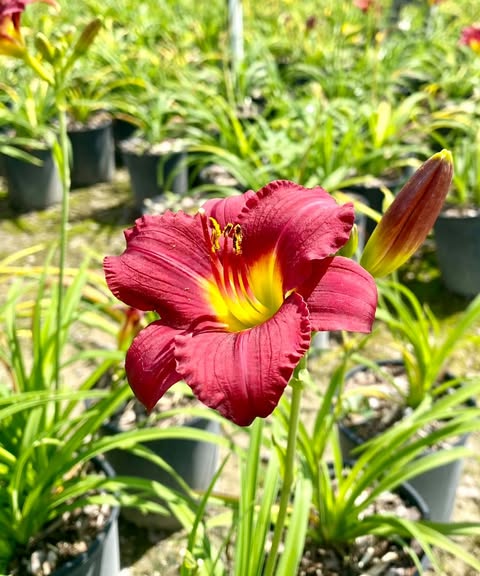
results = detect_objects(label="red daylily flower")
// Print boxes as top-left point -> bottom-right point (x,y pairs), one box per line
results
460,25 -> 480,54
0,0 -> 58,56
104,181 -> 377,426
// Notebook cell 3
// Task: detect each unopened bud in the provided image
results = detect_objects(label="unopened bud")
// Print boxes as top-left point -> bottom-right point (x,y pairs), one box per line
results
35,33 -> 55,62
360,150 -> 453,277
73,18 -> 102,56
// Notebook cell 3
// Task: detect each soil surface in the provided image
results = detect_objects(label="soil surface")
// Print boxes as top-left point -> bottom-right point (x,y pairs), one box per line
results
10,502 -> 113,576
1,170 -> 479,575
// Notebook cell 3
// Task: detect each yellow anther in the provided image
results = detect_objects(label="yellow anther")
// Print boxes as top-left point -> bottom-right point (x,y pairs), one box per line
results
223,223 -> 234,237
233,224 -> 243,255
209,217 -> 222,252
207,220 -> 245,256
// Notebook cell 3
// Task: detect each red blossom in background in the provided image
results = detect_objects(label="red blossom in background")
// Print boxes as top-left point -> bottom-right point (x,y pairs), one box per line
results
460,25 -> 480,54
104,181 -> 377,426
0,0 -> 58,56
353,0 -> 377,13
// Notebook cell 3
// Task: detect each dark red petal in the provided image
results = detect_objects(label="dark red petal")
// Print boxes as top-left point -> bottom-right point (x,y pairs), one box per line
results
238,180 -> 355,291
298,256 -> 377,333
174,293 -> 311,426
4,0 -> 58,16
104,212 -> 216,329
125,321 -> 183,411
201,190 -> 256,227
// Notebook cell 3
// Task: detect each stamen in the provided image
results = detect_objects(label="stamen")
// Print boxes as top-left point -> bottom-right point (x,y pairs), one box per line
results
200,210 -> 230,299
233,224 -> 243,255
209,217 -> 222,252
199,210 -> 280,330
223,223 -> 234,237
220,222 -> 243,255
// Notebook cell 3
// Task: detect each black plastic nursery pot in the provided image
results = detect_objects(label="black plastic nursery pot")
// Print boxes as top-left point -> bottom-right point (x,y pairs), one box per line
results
3,147 -> 62,212
338,360 -> 475,523
102,416 -> 221,530
53,463 -> 120,576
0,151 -> 5,178
434,210 -> 480,297
10,458 -> 120,576
68,120 -> 115,189
387,482 -> 429,576
299,469 -> 430,576
121,140 -> 188,212
112,118 -> 137,167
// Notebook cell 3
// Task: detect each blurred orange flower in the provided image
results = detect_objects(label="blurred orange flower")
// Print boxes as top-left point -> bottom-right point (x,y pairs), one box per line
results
0,0 -> 58,56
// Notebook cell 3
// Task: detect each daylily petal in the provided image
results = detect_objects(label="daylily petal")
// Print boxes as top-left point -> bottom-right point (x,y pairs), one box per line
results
174,293 -> 311,426
238,180 -> 355,291
104,213 -> 217,329
0,19 -> 22,55
298,256 -> 377,333
202,190 -> 256,227
125,321 -> 183,411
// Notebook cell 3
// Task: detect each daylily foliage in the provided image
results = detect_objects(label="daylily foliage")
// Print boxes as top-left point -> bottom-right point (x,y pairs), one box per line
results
104,181 -> 377,426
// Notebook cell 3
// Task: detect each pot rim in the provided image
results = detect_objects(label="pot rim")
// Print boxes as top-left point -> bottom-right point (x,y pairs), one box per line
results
52,456 -> 119,576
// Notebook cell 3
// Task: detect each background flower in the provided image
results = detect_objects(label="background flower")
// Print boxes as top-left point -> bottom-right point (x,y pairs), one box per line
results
0,0 -> 58,56
460,25 -> 480,53
353,0 -> 378,13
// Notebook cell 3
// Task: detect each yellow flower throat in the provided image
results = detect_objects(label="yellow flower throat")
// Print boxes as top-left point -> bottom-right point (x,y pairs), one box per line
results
199,211 -> 284,332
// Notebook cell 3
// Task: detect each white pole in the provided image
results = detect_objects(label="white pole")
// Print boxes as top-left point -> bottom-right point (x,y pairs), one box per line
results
228,0 -> 244,71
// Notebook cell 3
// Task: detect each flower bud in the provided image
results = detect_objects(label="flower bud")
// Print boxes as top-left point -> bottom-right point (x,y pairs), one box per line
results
34,32 -> 55,62
73,17 -> 102,57
360,150 -> 453,277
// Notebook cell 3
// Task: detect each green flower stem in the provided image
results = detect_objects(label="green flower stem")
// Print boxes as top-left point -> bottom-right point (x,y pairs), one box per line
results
263,357 -> 305,576
23,46 -> 70,401
54,99 -> 71,396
